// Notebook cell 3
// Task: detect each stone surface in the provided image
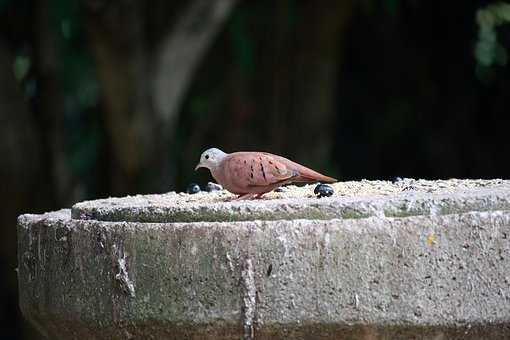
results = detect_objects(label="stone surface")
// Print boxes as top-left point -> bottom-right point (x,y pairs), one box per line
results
72,179 -> 510,223
18,179 -> 510,339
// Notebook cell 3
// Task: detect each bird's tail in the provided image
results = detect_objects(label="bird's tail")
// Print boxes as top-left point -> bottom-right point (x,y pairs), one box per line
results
295,171 -> 337,184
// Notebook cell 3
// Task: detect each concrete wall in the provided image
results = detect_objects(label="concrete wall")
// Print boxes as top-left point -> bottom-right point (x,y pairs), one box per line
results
17,180 -> 510,339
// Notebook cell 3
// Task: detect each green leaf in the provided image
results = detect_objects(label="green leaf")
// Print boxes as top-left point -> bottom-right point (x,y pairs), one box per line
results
12,56 -> 31,81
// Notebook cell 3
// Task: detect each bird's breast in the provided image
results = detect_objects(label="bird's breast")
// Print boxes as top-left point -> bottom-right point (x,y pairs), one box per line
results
210,165 -> 240,194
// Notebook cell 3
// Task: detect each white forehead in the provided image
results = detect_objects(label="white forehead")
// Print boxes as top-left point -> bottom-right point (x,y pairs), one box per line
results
202,148 -> 225,157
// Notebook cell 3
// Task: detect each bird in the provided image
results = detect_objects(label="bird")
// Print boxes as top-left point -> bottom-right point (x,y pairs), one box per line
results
195,148 -> 337,200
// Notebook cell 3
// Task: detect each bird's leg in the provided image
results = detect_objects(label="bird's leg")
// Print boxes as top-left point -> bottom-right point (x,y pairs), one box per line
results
234,193 -> 257,200
254,193 -> 265,199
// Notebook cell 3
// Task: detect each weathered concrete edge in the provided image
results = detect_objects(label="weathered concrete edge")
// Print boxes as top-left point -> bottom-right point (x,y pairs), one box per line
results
70,186 -> 510,223
17,209 -> 510,339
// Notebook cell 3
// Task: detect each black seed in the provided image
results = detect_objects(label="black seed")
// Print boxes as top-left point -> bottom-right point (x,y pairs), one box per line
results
314,183 -> 334,198
186,183 -> 201,194
205,182 -> 222,192
266,264 -> 273,277
274,187 -> 285,192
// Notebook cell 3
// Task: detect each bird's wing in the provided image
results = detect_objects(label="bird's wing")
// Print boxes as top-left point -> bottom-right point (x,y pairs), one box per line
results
225,152 -> 298,188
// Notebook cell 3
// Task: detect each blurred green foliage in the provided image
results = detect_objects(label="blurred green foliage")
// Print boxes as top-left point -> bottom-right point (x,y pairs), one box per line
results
228,12 -> 255,74
52,0 -> 101,196
13,55 -> 30,80
4,0 -> 510,195
475,2 -> 510,80
6,0 -> 101,196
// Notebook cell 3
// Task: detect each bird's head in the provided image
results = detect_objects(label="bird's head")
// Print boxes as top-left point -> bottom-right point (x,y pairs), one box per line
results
195,148 -> 227,171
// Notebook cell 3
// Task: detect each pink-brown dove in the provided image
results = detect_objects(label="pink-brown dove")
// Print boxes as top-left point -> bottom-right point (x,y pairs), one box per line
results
195,148 -> 337,199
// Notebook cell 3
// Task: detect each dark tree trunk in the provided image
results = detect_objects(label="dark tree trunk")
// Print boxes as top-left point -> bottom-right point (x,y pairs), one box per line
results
289,0 -> 354,169
210,0 -> 354,169
84,0 -> 159,195
0,39 -> 43,340
83,0 -> 238,195
33,0 -> 73,205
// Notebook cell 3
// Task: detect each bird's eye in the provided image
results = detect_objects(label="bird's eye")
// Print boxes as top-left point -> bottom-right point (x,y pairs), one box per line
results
205,155 -> 209,160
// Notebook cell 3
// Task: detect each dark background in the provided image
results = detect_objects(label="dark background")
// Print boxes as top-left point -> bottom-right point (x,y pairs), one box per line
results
1,0 -> 509,338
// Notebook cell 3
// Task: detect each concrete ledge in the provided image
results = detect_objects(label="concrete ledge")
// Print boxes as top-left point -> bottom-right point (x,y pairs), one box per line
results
71,179 -> 510,222
18,180 -> 510,339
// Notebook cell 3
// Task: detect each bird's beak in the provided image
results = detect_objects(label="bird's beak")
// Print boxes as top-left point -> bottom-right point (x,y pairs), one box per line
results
194,163 -> 203,171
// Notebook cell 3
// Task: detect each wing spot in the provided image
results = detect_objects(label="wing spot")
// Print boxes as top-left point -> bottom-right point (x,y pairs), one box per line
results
244,160 -> 247,164
261,164 -> 266,181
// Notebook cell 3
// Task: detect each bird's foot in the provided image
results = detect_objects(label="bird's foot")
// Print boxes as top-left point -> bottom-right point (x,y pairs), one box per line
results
234,193 -> 257,200
232,193 -> 267,200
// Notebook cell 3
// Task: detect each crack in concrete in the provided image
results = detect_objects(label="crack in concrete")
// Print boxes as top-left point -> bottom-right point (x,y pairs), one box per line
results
241,257 -> 256,340
114,244 -> 136,297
